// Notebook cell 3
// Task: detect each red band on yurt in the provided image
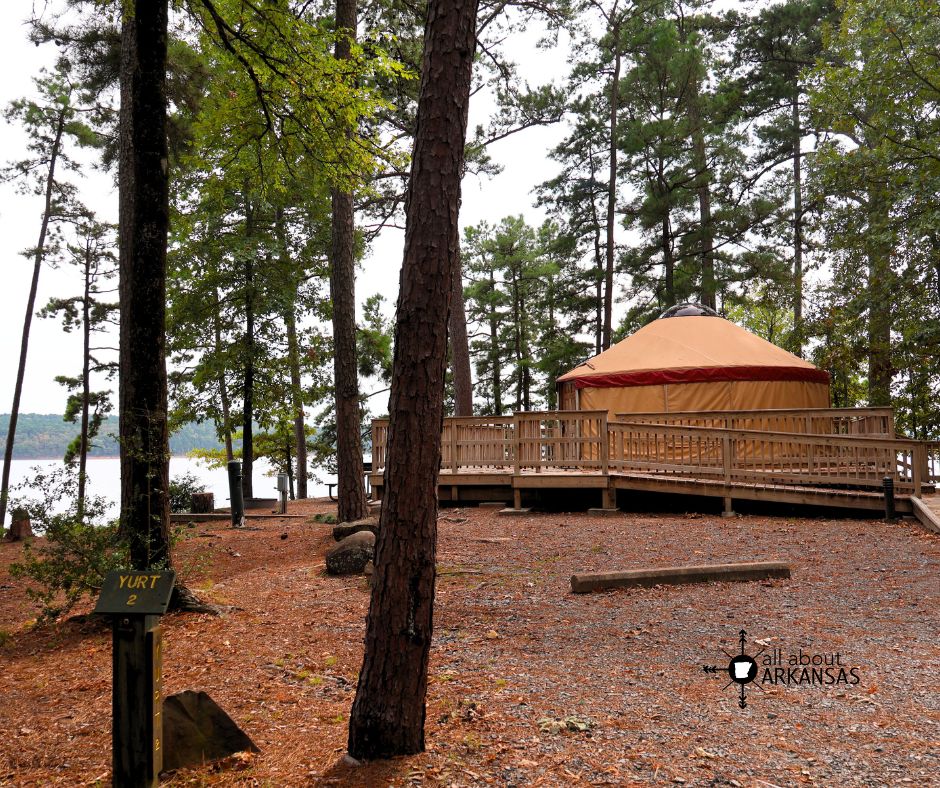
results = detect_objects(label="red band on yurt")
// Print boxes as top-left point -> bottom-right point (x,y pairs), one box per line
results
568,365 -> 831,389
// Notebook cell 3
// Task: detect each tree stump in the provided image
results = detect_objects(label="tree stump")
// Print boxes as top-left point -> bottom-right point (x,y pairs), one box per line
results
191,492 -> 215,514
7,509 -> 33,541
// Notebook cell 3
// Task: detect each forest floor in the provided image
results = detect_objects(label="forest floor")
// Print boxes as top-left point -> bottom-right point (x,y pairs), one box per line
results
0,498 -> 938,787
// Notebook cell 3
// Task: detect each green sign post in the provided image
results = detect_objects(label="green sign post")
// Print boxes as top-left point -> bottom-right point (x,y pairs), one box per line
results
95,570 -> 176,787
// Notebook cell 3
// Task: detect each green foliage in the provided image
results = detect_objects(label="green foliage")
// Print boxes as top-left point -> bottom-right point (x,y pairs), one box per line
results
8,466 -> 126,622
168,472 -> 208,514
358,294 -> 394,383
806,0 -> 940,428
464,216 -> 592,412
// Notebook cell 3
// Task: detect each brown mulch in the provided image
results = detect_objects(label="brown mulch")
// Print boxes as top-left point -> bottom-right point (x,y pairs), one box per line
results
0,499 -> 938,787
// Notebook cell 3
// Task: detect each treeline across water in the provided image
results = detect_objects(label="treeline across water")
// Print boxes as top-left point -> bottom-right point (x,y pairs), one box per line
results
0,414 -> 229,459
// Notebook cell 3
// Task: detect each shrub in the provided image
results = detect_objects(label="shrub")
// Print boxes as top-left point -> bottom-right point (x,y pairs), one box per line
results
8,466 -> 127,622
168,472 -> 207,513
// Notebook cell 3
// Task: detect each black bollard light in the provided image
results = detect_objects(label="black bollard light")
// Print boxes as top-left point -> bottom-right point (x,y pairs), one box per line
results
228,460 -> 245,528
883,476 -> 896,522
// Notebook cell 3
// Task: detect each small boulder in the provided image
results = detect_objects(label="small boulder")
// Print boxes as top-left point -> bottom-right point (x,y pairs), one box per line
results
162,690 -> 259,772
332,517 -> 379,541
326,531 -> 376,575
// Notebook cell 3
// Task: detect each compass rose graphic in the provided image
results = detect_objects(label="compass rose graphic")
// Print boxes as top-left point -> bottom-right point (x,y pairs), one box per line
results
702,629 -> 765,708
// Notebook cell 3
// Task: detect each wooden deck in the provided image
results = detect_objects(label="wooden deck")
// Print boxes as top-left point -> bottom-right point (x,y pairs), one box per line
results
370,409 -> 940,517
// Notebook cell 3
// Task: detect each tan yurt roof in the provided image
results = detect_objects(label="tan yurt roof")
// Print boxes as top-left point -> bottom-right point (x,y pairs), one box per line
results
558,315 -> 829,389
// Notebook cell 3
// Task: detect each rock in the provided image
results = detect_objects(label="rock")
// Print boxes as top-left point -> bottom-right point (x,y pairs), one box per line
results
326,531 -> 376,575
332,517 -> 379,541
161,690 -> 259,772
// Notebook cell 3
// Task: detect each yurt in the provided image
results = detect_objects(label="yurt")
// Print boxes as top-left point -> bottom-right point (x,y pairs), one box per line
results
557,305 -> 830,415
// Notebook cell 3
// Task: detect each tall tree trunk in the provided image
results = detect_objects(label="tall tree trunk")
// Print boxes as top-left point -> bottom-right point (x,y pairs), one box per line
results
660,160 -> 675,307
448,242 -> 473,416
276,208 -> 309,498
285,304 -> 308,498
118,0 -> 172,569
0,110 -> 65,528
512,275 -> 522,411
866,189 -> 892,406
347,0 -> 478,758
78,242 -> 92,517
603,38 -> 621,350
241,202 -> 255,502
488,268 -> 502,413
331,0 -> 368,524
791,88 -> 804,356
587,145 -> 604,355
212,289 -> 234,461
688,74 -> 715,310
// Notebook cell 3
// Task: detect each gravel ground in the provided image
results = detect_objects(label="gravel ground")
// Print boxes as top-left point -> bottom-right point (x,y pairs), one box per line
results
0,499 -> 937,787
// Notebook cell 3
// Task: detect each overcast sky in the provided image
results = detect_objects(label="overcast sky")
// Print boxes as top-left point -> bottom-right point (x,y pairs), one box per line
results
0,1 -> 571,415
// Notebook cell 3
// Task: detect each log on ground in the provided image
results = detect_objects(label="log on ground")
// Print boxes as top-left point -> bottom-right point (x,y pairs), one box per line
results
570,561 -> 790,594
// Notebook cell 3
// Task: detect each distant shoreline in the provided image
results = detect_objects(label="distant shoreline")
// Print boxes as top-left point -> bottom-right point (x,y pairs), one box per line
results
3,455 -> 202,462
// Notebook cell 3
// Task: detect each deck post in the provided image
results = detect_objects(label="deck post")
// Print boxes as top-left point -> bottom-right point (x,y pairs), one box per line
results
513,487 -> 522,509
600,411 -> 609,476
913,443 -> 925,498
514,413 -> 522,476
450,420 -> 458,473
721,435 -> 735,517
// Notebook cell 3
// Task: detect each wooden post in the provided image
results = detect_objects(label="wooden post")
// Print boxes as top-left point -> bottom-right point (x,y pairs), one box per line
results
95,570 -> 175,788
450,420 -> 458,474
913,444 -> 925,499
190,492 -> 214,513
722,434 -> 734,517
6,508 -> 32,541
600,411 -> 609,476
513,413 -> 522,476
112,616 -> 163,786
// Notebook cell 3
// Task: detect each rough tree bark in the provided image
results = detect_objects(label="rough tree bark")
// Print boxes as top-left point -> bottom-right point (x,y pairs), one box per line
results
117,0 -> 172,569
275,208 -> 309,499
791,88 -> 804,357
688,75 -> 715,311
241,199 -> 256,502
331,0 -> 368,524
212,289 -> 235,461
867,187 -> 893,407
488,267 -> 502,413
77,238 -> 93,516
0,109 -> 66,529
448,243 -> 473,416
286,303 -> 308,498
347,0 -> 479,758
603,33 -> 621,350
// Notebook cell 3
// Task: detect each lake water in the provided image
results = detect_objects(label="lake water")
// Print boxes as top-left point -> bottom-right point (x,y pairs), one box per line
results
1,456 -> 336,517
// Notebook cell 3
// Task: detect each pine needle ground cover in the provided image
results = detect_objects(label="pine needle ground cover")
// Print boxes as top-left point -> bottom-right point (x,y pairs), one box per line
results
0,500 -> 937,785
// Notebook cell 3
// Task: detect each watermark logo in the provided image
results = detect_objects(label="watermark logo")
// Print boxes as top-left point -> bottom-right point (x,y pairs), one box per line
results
702,629 -> 760,708
702,629 -> 861,709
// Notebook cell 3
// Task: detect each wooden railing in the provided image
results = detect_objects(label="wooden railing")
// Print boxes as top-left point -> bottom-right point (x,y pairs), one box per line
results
615,407 -> 895,438
371,411 -> 608,474
609,421 -> 926,496
442,416 -> 515,471
372,418 -> 389,471
514,410 -> 608,472
926,442 -> 940,484
370,409 -> 932,497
